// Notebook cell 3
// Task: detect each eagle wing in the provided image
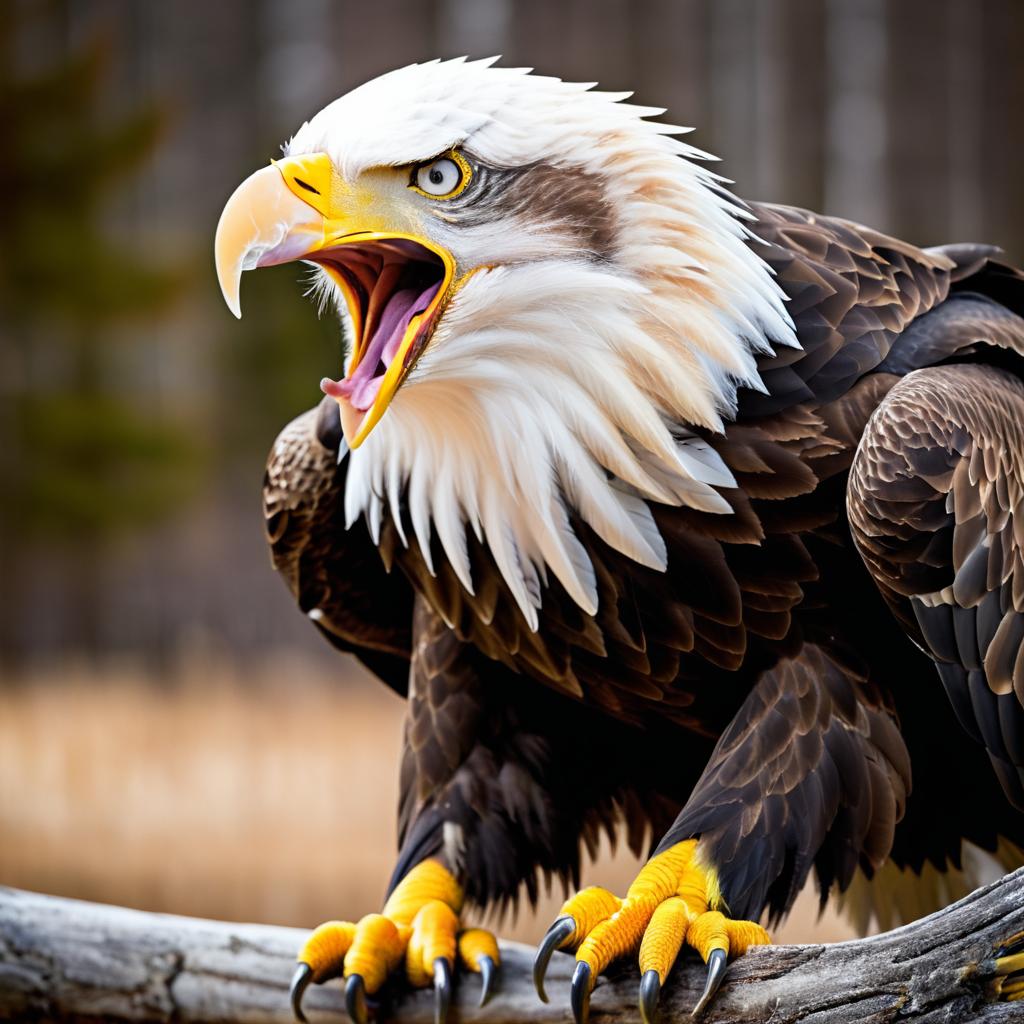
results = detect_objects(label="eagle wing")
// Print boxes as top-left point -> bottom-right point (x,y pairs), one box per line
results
378,203 -> 977,734
263,398 -> 413,692
741,201 -> 956,417
849,360 -> 1024,809
652,643 -> 910,924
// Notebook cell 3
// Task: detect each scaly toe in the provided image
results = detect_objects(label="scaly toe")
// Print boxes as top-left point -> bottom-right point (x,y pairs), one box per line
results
637,894 -> 690,1023
458,927 -> 500,1007
534,886 -> 621,1002
290,861 -> 470,1022
405,899 -> 458,987
686,910 -> 770,1016
993,931 -> 1024,1001
293,920 -> 358,1022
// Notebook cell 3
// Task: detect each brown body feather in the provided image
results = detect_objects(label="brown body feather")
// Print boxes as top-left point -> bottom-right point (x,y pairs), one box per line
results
265,203 -> 1024,924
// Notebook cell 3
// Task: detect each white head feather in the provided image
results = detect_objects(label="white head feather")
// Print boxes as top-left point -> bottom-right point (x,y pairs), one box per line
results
287,58 -> 798,628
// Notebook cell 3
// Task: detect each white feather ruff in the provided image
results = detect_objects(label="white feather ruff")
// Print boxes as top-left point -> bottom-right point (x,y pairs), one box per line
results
290,58 -> 798,627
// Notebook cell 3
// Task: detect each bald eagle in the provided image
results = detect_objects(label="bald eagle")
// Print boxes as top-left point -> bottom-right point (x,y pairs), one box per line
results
216,59 -> 1024,1024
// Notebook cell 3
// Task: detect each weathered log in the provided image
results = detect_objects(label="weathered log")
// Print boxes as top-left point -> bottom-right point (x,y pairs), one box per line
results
1,872 -> 1023,1023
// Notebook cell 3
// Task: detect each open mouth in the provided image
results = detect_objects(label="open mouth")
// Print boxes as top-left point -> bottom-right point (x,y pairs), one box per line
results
215,155 -> 464,447
314,236 -> 451,414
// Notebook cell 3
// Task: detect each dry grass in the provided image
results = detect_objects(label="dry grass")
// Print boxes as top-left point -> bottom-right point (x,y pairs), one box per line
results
0,656 -> 860,945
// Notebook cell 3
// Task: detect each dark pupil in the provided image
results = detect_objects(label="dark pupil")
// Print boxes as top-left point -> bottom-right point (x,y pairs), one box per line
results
429,167 -> 445,186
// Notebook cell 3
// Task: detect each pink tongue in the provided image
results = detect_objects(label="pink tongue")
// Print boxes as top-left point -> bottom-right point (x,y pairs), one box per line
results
324,280 -> 442,411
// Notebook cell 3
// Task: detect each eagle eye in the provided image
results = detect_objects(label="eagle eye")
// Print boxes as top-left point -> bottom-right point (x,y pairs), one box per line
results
410,150 -> 472,200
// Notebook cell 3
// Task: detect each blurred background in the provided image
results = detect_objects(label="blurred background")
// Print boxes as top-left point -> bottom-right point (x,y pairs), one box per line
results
2,0 -> 1022,946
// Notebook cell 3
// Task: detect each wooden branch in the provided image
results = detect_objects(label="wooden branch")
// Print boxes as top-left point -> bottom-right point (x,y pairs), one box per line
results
1,871 -> 1023,1023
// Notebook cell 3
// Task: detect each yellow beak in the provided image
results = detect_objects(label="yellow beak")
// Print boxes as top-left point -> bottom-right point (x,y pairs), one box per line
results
214,153 -> 456,447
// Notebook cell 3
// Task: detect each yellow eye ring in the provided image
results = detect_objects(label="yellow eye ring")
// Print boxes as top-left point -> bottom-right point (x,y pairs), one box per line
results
409,149 -> 472,200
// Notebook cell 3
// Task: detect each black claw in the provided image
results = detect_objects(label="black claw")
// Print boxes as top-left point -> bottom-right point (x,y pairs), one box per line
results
478,954 -> 497,1007
570,961 -> 592,1024
533,914 -> 576,1003
639,969 -> 661,1024
433,957 -> 452,1024
290,962 -> 313,1024
345,973 -> 368,1024
691,948 -> 728,1017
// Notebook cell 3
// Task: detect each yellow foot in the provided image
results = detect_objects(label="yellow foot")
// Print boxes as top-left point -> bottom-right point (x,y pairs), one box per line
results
290,859 -> 499,1024
533,840 -> 770,1023
993,931 -> 1024,1002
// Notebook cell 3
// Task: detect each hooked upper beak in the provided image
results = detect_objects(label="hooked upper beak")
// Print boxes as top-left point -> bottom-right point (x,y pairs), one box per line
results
215,153 -> 456,447
214,159 -> 326,319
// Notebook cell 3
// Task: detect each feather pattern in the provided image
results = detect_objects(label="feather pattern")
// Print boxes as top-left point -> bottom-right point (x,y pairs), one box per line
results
264,215 -> 1024,917
258,59 -> 1024,924
286,59 -> 797,620
849,361 -> 1024,809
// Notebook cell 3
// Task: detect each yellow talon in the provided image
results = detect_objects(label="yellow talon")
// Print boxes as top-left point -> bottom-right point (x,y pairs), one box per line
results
384,858 -> 464,923
458,927 -> 500,971
726,917 -> 772,955
459,927 -> 501,1006
406,899 -> 459,986
577,894 -> 658,979
994,933 -> 1024,1002
996,951 -> 1024,976
558,885 -> 623,944
688,910 -> 730,962
573,841 -> 704,983
344,914 -> 405,992
291,859 -> 489,1024
627,840 -> 699,903
536,840 -> 772,1024
639,897 -> 690,984
677,859 -> 717,916
297,920 -> 357,981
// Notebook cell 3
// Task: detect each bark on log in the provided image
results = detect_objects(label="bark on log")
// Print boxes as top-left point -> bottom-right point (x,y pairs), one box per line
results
1,871 -> 1023,1023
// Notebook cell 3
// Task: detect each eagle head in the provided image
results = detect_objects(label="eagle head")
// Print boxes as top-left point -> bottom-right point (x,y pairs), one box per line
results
216,58 -> 794,626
